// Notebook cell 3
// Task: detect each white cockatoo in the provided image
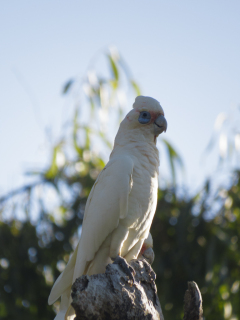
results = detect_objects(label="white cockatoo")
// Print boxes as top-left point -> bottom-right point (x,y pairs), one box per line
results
48,96 -> 167,320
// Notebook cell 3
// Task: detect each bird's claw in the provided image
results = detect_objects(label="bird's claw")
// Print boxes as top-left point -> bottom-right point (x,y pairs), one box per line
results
113,255 -> 135,283
142,247 -> 155,265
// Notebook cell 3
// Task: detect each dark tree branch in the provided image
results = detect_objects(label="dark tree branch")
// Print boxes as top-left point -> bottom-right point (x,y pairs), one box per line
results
0,181 -> 41,203
71,258 -> 164,320
183,281 -> 203,320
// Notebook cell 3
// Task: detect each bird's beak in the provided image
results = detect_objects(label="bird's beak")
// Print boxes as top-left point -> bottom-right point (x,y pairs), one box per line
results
154,114 -> 167,136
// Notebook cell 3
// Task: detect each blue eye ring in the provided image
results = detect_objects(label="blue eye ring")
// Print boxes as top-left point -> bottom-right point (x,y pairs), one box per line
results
138,111 -> 151,124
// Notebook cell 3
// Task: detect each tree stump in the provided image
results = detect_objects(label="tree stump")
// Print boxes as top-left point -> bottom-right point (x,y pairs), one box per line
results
71,258 -> 203,320
183,281 -> 203,320
71,258 -> 164,320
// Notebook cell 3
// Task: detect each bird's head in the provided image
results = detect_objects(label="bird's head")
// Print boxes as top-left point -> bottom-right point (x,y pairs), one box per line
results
119,96 -> 167,144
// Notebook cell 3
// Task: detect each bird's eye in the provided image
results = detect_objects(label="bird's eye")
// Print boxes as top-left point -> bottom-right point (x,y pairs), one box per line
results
138,111 -> 151,124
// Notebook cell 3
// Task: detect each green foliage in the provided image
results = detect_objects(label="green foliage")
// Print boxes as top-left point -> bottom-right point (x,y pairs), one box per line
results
0,152 -> 100,319
1,173 -> 240,319
204,109 -> 240,168
62,79 -> 74,94
1,48 -> 239,320
152,175 -> 240,319
0,221 -> 55,319
161,138 -> 184,186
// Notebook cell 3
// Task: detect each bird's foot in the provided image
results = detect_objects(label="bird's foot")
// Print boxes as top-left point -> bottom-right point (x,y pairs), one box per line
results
142,247 -> 155,265
113,255 -> 136,283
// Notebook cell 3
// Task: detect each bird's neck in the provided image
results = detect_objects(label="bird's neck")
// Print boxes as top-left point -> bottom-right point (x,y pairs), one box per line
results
110,130 -> 160,171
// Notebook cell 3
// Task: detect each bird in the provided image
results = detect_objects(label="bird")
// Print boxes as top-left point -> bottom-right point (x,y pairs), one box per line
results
48,95 -> 167,320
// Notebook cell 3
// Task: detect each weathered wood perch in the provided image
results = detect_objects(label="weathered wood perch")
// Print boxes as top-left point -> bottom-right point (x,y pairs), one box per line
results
71,258 -> 164,320
183,281 -> 203,320
71,258 -> 203,320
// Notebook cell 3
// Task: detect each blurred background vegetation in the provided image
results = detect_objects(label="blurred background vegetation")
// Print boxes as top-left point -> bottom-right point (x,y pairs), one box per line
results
0,49 -> 240,320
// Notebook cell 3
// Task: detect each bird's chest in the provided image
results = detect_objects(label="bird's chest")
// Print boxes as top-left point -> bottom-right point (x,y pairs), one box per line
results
122,159 -> 158,229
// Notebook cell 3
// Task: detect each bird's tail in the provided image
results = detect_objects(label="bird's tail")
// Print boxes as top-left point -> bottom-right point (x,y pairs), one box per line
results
54,310 -> 75,320
52,290 -> 75,320
48,243 -> 80,305
49,241 -> 89,320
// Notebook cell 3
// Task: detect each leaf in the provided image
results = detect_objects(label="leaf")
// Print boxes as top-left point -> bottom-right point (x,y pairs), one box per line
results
93,157 -> 106,169
109,79 -> 118,90
161,139 -> 184,186
73,109 -> 82,157
202,134 -> 216,158
62,79 -> 74,94
24,170 -> 43,176
84,126 -> 91,150
99,131 -> 112,149
108,54 -> 119,82
205,179 -> 210,194
45,144 -> 62,179
130,80 -> 141,96
87,97 -> 96,118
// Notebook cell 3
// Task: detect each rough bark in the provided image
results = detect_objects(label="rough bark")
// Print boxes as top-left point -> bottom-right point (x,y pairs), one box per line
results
71,254 -> 204,320
71,258 -> 164,320
183,281 -> 203,320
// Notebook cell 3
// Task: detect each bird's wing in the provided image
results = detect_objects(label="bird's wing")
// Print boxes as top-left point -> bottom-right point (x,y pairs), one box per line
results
74,155 -> 134,272
48,155 -> 134,304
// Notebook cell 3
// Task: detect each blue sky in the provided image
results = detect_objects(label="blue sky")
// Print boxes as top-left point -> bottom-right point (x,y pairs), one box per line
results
1,0 -> 240,196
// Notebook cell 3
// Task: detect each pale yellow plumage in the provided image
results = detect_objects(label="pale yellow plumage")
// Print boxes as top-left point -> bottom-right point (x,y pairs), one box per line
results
48,96 -> 167,320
